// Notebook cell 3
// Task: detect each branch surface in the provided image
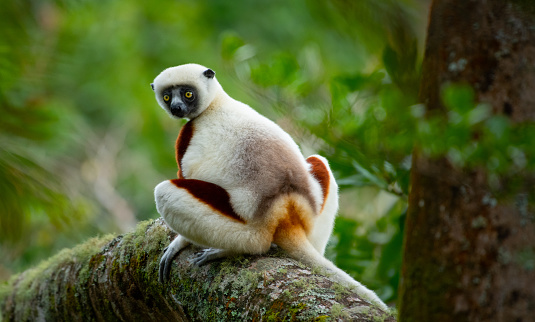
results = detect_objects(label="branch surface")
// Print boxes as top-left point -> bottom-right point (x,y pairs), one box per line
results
0,219 -> 394,321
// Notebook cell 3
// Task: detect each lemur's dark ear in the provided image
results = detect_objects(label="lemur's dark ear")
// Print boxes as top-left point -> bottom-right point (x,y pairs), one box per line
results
150,83 -> 155,91
203,69 -> 215,79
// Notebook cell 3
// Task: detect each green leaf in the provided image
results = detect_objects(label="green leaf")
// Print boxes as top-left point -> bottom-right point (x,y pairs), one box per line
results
485,115 -> 511,140
220,32 -> 246,61
352,160 -> 388,190
441,83 -> 475,113
382,45 -> 399,80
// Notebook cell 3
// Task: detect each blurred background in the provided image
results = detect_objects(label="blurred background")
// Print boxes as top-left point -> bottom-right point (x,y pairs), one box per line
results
0,0 -> 431,305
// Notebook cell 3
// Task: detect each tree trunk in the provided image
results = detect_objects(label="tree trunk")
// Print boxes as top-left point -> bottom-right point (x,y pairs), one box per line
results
399,1 -> 535,321
0,219 -> 393,321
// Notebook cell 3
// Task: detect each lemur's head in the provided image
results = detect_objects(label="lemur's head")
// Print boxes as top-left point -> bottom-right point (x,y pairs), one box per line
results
151,64 -> 220,119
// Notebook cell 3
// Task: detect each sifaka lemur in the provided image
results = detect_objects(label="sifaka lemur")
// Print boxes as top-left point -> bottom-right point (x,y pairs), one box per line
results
151,63 -> 387,309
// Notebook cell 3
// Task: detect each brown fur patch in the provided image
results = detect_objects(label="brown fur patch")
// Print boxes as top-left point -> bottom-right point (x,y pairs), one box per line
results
272,198 -> 312,249
175,121 -> 194,179
170,179 -> 246,224
248,138 -> 316,218
306,156 -> 330,212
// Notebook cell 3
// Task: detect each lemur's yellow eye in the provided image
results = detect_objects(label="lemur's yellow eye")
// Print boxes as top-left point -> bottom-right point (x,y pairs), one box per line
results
163,95 -> 170,102
185,91 -> 193,99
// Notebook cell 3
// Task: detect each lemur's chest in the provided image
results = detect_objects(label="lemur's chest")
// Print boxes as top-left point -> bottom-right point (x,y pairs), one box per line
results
175,119 -> 244,181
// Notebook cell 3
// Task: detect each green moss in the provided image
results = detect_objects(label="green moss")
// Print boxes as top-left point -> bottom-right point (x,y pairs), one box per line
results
265,300 -> 284,321
65,284 -> 81,315
48,291 -> 56,316
0,281 -> 8,321
356,306 -> 371,315
4,221 -> 179,321
2,233 -> 118,321
372,309 -> 396,322
287,302 -> 307,320
311,264 -> 328,276
131,220 -> 155,247
220,260 -> 240,275
261,293 -> 321,321
13,234 -> 114,307
235,256 -> 250,266
78,253 -> 104,285
75,234 -> 115,261
265,311 -> 280,321
291,278 -> 308,288
118,220 -> 158,268
330,303 -> 349,319
331,282 -> 351,300
282,289 -> 292,298
144,220 -> 171,253
16,247 -> 72,296
240,270 -> 262,288
0,279 -> 9,303
116,222 -> 158,274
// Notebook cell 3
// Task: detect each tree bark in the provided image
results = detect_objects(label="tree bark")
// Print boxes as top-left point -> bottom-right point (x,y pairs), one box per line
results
399,1 -> 535,321
0,219 -> 393,321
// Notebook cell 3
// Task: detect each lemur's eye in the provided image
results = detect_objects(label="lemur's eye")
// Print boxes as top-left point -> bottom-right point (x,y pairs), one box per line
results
184,91 -> 193,99
163,94 -> 170,102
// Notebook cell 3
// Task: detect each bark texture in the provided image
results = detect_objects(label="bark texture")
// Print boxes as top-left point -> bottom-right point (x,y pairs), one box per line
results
0,219 -> 393,321
399,1 -> 535,321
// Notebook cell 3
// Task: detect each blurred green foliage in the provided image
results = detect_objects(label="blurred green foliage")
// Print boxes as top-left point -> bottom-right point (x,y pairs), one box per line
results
0,1 -> 428,305
2,0 -> 532,306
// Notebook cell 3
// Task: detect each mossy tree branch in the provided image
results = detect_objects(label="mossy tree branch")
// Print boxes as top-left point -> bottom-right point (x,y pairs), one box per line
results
0,219 -> 394,321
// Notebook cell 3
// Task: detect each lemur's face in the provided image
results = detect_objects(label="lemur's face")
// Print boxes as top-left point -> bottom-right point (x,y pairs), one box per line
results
151,64 -> 217,120
160,85 -> 198,118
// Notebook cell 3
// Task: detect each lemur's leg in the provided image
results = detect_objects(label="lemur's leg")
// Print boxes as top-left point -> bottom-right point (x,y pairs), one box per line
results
155,179 -> 272,280
159,235 -> 191,283
306,155 -> 339,255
